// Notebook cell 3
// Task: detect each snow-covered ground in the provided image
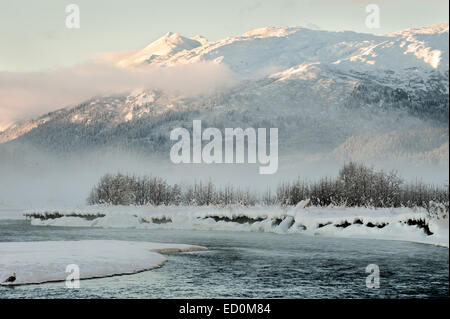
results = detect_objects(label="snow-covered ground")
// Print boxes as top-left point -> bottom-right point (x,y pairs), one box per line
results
23,203 -> 449,248
0,240 -> 206,285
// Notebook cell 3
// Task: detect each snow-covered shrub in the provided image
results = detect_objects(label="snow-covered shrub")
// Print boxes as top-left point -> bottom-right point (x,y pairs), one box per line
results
427,200 -> 449,220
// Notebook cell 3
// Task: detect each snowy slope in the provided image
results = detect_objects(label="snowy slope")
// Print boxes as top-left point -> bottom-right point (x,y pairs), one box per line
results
0,115 -> 53,144
0,240 -> 206,285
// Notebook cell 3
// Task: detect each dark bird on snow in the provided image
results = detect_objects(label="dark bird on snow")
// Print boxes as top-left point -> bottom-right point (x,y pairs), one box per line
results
4,272 -> 16,284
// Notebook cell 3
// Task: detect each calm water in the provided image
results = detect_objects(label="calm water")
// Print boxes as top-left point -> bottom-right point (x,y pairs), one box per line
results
0,219 -> 448,298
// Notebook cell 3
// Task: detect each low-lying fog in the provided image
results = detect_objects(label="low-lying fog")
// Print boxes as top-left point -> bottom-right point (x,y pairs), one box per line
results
0,147 -> 447,208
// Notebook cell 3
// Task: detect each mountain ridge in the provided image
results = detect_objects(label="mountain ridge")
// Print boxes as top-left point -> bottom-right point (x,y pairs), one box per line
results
0,23 -> 448,164
116,23 -> 449,74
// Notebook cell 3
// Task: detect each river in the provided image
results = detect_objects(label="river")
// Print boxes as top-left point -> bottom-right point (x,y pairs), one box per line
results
0,219 -> 448,298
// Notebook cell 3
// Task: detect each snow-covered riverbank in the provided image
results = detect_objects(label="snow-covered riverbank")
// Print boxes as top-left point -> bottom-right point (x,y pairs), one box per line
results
22,203 -> 449,248
0,240 -> 206,286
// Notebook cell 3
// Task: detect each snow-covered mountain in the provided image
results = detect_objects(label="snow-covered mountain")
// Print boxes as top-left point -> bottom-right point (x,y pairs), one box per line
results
1,24 -> 448,162
117,23 -> 449,74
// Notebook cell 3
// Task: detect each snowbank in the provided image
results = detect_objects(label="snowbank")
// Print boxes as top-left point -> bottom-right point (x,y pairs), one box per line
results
0,240 -> 206,285
23,204 -> 449,247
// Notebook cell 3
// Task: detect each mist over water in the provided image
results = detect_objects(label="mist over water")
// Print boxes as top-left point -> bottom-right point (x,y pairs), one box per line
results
0,144 -> 447,208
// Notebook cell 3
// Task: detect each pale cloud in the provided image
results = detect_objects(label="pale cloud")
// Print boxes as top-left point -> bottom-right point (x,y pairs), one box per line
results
0,61 -> 236,128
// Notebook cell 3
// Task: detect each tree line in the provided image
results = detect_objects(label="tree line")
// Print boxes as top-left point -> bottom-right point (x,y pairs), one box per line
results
87,162 -> 448,211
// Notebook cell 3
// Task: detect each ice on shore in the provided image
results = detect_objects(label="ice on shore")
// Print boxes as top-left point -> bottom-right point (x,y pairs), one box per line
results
0,240 -> 206,285
22,205 -> 449,247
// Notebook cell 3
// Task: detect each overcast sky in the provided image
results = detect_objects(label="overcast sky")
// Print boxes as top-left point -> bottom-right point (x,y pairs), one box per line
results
0,0 -> 448,71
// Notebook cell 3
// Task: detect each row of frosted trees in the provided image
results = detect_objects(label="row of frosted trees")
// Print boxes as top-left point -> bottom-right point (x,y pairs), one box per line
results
276,162 -> 447,209
87,162 -> 448,210
87,174 -> 259,206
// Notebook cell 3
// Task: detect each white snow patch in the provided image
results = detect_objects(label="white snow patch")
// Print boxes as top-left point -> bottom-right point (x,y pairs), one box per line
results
0,240 -> 207,285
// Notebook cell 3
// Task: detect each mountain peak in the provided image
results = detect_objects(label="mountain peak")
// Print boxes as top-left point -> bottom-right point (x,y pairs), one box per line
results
192,35 -> 209,45
117,32 -> 202,68
158,32 -> 184,43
